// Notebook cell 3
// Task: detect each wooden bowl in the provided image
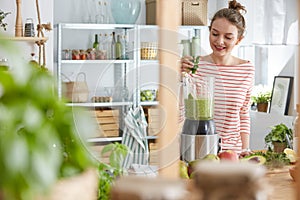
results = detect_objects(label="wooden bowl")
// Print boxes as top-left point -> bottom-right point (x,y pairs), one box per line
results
289,166 -> 297,181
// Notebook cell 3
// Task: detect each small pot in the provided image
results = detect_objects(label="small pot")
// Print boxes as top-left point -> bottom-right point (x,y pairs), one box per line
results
257,103 -> 269,112
272,141 -> 287,153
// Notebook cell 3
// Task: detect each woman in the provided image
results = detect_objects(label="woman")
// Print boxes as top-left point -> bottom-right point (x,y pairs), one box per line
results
181,0 -> 254,154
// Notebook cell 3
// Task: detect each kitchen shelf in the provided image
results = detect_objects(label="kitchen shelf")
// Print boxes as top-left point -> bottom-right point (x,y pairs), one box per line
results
66,102 -> 133,107
61,59 -> 134,64
59,23 -> 135,30
140,101 -> 159,107
140,60 -> 159,64
87,135 -> 158,144
56,23 -> 204,146
4,36 -> 48,42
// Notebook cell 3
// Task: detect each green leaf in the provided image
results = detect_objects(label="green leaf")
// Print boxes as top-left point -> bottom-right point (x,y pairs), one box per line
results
101,143 -> 115,155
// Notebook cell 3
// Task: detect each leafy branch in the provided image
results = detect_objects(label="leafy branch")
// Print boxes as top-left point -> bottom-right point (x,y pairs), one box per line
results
0,9 -> 11,31
98,143 -> 129,200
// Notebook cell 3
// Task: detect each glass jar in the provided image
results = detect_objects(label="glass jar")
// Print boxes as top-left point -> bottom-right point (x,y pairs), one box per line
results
24,18 -> 35,37
62,49 -> 71,60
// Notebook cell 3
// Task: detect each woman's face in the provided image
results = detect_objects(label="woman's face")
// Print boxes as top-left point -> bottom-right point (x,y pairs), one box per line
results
209,18 -> 241,58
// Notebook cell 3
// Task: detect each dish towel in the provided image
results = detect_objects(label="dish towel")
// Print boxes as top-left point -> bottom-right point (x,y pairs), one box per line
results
122,106 -> 149,169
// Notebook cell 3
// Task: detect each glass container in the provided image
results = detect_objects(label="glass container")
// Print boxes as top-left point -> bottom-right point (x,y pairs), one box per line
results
183,75 -> 214,121
111,0 -> 141,24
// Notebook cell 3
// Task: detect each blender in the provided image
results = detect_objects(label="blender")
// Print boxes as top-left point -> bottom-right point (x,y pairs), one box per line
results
180,75 -> 219,162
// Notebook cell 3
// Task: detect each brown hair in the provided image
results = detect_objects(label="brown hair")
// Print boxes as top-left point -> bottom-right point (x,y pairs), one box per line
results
209,0 -> 247,38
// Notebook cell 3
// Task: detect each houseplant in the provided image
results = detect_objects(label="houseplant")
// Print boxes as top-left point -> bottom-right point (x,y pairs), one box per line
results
251,90 -> 271,112
0,38 -> 97,200
264,123 -> 293,153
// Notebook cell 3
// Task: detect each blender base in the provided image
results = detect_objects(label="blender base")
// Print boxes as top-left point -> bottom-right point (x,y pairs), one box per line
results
180,134 -> 219,162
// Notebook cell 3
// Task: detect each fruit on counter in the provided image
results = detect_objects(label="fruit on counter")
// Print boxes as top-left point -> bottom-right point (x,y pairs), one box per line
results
187,154 -> 220,178
240,155 -> 266,165
179,160 -> 189,179
218,150 -> 239,162
283,148 -> 297,164
202,154 -> 220,162
188,159 -> 201,178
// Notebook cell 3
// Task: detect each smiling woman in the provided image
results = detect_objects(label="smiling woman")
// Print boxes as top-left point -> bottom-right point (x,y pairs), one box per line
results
181,0 -> 254,154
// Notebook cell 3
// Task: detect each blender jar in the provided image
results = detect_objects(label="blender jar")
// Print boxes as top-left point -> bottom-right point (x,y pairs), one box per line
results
183,75 -> 214,121
180,75 -> 218,162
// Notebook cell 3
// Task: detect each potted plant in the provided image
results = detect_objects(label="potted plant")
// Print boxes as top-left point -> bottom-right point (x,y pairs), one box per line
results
0,39 -> 97,200
251,90 -> 271,112
98,142 -> 129,200
264,123 -> 293,153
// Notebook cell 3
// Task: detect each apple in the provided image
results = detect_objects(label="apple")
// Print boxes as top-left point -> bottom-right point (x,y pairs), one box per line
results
203,154 -> 220,162
218,150 -> 239,162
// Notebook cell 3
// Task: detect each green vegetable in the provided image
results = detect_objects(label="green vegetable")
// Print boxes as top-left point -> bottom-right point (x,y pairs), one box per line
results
188,93 -> 194,100
248,150 -> 290,169
191,56 -> 200,74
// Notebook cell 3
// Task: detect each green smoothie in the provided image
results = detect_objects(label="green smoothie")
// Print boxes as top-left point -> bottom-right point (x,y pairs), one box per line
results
184,96 -> 213,120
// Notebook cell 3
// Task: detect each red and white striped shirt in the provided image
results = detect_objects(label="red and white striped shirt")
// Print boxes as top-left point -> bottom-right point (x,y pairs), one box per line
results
180,60 -> 255,152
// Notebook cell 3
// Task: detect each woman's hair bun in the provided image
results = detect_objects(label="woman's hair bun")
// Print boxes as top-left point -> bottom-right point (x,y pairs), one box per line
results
228,0 -> 247,14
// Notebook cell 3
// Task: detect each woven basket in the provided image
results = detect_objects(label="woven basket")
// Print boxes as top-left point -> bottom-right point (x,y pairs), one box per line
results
182,0 -> 208,26
62,72 -> 89,103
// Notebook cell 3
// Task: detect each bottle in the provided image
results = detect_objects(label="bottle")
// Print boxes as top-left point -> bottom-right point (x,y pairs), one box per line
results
104,33 -> 110,59
111,32 -> 116,59
122,35 -> 128,59
181,39 -> 191,57
293,104 -> 300,152
93,34 -> 99,50
191,35 -> 201,57
115,35 -> 122,60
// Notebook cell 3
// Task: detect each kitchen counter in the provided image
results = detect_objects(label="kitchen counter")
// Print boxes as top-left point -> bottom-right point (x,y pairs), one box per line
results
185,165 -> 296,200
266,166 -> 296,200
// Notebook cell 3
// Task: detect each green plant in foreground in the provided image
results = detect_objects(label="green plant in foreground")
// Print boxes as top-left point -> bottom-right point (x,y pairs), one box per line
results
98,143 -> 129,200
0,38 -> 96,199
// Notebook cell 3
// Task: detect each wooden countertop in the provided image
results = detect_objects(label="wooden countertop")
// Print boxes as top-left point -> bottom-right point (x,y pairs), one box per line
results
185,165 -> 297,200
266,166 -> 296,200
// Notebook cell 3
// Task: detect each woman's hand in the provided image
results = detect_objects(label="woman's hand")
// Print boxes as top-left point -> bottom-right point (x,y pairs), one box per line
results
180,56 -> 194,73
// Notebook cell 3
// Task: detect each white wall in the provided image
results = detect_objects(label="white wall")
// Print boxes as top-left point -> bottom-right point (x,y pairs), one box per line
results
250,111 -> 295,150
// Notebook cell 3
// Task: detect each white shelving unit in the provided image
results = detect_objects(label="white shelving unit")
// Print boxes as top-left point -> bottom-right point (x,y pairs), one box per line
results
56,23 -> 206,145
